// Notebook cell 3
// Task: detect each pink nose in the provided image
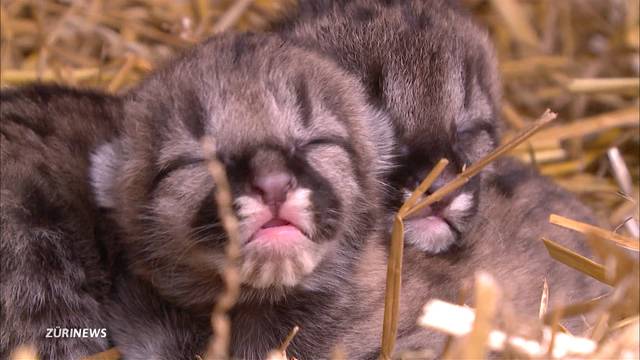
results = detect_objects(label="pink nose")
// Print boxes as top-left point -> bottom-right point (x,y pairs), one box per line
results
252,172 -> 294,206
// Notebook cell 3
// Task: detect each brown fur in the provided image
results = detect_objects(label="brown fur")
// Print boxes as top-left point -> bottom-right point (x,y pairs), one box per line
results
276,1 -> 608,356
1,13 -> 608,360
0,85 -> 123,359
342,158 -> 607,358
278,0 -> 502,253
93,33 -> 394,359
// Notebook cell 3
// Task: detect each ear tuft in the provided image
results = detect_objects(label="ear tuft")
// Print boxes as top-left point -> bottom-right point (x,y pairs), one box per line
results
90,141 -> 121,209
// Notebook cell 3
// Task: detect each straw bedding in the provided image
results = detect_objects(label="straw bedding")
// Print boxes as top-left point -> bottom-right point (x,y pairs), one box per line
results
1,0 -> 638,359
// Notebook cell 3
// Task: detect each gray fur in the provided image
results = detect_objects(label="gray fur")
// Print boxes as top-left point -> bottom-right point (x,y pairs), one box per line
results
1,10 -> 609,360
94,33 -> 394,359
278,0 -> 502,253
276,1 -> 608,356
0,34 -> 394,359
0,85 -> 123,359
342,158 -> 608,358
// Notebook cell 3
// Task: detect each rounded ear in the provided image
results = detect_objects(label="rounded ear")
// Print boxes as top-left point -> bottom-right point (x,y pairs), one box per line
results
90,140 -> 122,209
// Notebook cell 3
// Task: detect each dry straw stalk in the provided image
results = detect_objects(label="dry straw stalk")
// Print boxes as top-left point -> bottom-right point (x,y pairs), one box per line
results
418,298 -> 598,358
541,237 -> 610,285
549,214 -> 639,251
202,138 -> 242,360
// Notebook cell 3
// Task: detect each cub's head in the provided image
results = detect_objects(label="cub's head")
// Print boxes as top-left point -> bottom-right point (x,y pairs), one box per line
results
92,33 -> 392,309
386,13 -> 501,254
286,0 -> 502,254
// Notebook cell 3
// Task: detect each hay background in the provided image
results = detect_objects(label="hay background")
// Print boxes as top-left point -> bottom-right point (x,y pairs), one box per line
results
1,1 -> 639,359
0,0 -> 638,231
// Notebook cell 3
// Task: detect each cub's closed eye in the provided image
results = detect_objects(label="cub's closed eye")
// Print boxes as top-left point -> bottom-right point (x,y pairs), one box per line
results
150,156 -> 205,191
300,136 -> 356,157
456,129 -> 477,142
303,137 -> 341,148
456,120 -> 496,142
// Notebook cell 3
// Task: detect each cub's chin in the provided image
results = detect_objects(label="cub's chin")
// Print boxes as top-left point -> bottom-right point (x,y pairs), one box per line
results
234,190 -> 333,290
400,189 -> 478,254
233,242 -> 335,305
241,229 -> 330,289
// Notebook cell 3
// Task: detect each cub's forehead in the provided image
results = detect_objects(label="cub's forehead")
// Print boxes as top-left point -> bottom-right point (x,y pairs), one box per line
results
204,84 -> 304,149
130,33 -> 369,158
389,39 -> 493,140
203,75 -> 351,153
174,36 -> 353,151
388,58 -> 462,138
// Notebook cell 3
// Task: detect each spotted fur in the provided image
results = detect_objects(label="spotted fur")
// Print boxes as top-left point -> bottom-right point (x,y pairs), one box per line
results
278,0 -> 501,253
341,158 -> 608,358
277,1 -> 608,357
91,33 -> 394,359
0,85 -> 123,359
